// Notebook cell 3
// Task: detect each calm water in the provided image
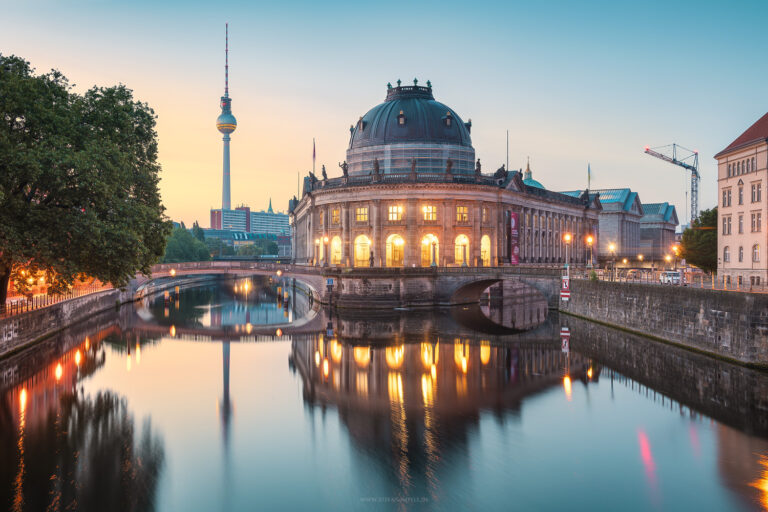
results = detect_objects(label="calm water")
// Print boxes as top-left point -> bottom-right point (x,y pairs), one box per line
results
1,277 -> 767,511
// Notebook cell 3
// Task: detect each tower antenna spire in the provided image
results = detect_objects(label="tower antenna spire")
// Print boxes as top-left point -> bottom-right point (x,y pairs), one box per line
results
225,23 -> 229,97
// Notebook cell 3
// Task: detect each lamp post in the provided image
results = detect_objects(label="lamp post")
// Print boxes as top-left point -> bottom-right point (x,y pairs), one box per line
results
609,243 -> 616,281
314,238 -> 320,266
638,254 -> 645,282
431,241 -> 437,267
671,244 -> 680,271
323,236 -> 329,267
665,254 -> 672,270
586,235 -> 594,269
462,243 -> 468,268
563,233 -> 572,277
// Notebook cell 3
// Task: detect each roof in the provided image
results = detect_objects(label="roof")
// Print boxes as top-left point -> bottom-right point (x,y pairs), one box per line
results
561,188 -> 641,213
641,202 -> 678,225
348,82 -> 472,150
715,112 -> 768,157
523,178 -> 544,189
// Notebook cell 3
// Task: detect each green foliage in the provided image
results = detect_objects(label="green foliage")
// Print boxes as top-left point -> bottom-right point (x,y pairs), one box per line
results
589,270 -> 598,281
204,238 -> 234,256
681,207 -> 717,274
191,221 -> 205,242
0,54 -> 171,300
235,240 -> 279,257
162,227 -> 210,263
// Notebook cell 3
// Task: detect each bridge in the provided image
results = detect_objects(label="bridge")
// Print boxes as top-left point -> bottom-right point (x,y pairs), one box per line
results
147,261 -> 565,309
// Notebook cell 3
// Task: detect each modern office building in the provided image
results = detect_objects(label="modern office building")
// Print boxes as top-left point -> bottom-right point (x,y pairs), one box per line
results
210,200 -> 290,237
716,112 -> 768,285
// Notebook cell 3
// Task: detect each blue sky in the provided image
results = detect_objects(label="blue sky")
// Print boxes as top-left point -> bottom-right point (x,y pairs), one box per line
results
3,0 -> 766,225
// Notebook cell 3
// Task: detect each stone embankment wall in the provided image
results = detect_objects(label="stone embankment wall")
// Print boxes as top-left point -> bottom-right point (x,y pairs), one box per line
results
0,275 -> 218,359
564,315 -> 768,436
560,280 -> 768,367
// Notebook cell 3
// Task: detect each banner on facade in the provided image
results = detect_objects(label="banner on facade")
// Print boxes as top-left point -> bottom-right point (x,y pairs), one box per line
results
510,211 -> 520,265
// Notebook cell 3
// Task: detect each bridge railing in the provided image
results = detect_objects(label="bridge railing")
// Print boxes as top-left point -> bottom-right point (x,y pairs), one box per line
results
1,284 -> 113,319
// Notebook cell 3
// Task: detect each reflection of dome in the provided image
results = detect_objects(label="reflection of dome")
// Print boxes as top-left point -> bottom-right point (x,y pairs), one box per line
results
346,80 -> 475,175
217,112 -> 237,134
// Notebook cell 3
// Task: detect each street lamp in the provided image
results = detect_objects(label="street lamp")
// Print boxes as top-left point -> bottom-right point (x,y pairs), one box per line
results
586,235 -> 594,269
314,238 -> 320,266
563,233 -> 572,273
431,241 -> 437,267
665,254 -> 672,269
609,243 -> 617,281
671,244 -> 680,271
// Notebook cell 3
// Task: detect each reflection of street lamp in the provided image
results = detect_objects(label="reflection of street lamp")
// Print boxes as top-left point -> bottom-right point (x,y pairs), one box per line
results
563,233 -> 572,272
586,235 -> 594,269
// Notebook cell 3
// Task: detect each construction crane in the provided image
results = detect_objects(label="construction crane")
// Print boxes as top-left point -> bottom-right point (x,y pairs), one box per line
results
644,143 -> 700,222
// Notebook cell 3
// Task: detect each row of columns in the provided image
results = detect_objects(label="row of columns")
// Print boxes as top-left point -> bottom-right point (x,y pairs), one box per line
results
518,207 -> 596,264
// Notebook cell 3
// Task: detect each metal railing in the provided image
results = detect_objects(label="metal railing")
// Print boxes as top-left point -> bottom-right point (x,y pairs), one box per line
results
2,284 -> 113,318
570,269 -> 768,294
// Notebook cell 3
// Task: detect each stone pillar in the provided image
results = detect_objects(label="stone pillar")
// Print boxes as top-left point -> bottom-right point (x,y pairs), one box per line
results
492,204 -> 499,266
406,198 -> 418,267
372,200 -> 381,266
341,202 -> 350,266
472,202 -> 482,266
443,199 -> 452,266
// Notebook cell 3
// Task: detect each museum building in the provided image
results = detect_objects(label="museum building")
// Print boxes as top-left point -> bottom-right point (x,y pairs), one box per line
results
289,81 -> 602,268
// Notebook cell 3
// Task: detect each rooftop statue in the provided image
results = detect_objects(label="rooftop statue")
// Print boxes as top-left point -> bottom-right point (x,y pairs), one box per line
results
475,158 -> 482,175
494,164 -> 507,179
339,161 -> 349,177
322,165 -> 328,181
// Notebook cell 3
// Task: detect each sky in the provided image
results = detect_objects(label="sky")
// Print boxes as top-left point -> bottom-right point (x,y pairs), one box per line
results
3,0 -> 768,227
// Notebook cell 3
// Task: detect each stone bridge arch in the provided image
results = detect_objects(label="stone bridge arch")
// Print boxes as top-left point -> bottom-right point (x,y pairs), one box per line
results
443,272 -> 561,308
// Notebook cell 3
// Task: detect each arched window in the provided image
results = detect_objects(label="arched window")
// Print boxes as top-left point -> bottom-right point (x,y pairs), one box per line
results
753,244 -> 760,262
724,246 -> 730,263
455,234 -> 470,265
738,246 -> 744,262
354,235 -> 371,267
330,236 -> 342,265
420,234 -> 439,267
752,157 -> 756,171
385,234 -> 405,267
747,159 -> 751,172
728,164 -> 731,176
480,235 -> 491,267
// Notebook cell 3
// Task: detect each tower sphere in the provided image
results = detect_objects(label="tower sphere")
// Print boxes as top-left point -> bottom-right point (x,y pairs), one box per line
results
217,111 -> 237,134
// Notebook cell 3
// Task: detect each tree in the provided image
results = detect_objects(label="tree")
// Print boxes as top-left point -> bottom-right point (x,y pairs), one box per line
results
0,54 -> 171,303
191,221 -> 205,242
681,207 -> 717,273
162,227 -> 210,263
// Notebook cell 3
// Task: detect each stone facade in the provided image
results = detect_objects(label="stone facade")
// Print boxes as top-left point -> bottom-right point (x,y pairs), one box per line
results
560,279 -> 768,366
716,112 -> 768,286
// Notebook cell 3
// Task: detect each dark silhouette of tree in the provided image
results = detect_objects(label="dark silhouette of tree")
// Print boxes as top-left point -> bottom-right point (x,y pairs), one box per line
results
0,54 -> 171,303
681,207 -> 717,273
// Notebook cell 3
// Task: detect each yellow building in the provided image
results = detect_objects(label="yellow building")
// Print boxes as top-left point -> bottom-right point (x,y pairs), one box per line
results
716,113 -> 768,286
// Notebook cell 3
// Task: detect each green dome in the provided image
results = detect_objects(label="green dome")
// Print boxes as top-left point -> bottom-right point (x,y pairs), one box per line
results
522,160 -> 544,189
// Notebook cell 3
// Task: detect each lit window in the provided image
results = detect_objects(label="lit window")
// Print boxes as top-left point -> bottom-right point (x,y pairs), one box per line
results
423,205 -> 437,221
388,205 -> 403,221
754,244 -> 761,262
444,111 -> 452,127
332,208 -> 340,225
397,110 -> 406,126
356,207 -> 368,222
456,205 -> 468,222
482,207 -> 488,223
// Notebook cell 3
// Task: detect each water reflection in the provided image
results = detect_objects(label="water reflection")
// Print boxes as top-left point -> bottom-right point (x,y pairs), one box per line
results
0,332 -> 164,512
290,322 -> 595,499
0,278 -> 767,510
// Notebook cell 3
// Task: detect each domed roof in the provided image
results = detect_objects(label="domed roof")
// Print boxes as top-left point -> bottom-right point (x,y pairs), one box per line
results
349,81 -> 472,149
522,160 -> 544,189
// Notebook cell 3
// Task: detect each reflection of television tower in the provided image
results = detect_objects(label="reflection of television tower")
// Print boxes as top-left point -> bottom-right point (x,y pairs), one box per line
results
216,23 -> 237,210
220,340 -> 232,444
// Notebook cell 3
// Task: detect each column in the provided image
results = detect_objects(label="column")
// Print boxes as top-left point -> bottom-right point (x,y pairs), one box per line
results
341,202 -> 350,266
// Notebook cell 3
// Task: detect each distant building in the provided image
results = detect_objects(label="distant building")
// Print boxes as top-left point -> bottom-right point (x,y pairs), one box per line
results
639,203 -> 679,263
561,189 -> 678,267
210,199 -> 290,237
202,229 -> 291,258
715,112 -> 768,286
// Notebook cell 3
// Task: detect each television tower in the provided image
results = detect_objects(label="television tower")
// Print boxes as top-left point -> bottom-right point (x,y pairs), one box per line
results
216,23 -> 237,210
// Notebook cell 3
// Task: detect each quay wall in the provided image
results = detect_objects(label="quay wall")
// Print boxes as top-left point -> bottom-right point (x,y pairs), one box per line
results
565,315 -> 768,436
559,280 -> 768,367
0,275 -> 217,359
